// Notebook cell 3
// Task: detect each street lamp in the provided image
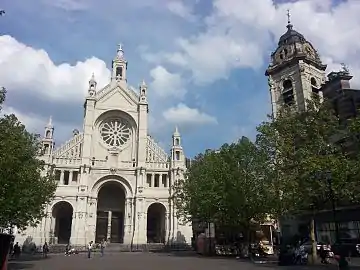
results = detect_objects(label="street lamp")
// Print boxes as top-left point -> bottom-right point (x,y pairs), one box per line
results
323,170 -> 340,244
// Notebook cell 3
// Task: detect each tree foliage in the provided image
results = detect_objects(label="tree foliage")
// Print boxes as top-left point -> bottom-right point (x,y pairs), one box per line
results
173,137 -> 273,230
0,88 -> 57,230
256,97 -> 360,217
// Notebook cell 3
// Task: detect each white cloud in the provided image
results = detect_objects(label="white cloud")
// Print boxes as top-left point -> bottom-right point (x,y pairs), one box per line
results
42,0 -> 90,11
0,35 -> 111,102
1,105 -> 77,145
166,1 -> 196,21
149,65 -> 186,98
2,106 -> 46,134
144,0 -> 360,86
163,103 -> 217,126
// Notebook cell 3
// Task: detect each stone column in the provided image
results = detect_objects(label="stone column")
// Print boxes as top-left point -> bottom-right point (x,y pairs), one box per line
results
60,170 -> 64,185
44,214 -> 52,243
69,171 -> 73,184
133,198 -> 147,245
107,211 -> 112,242
151,173 -> 155,187
164,212 -> 169,243
70,212 -> 76,244
160,174 -> 164,188
123,198 -> 132,244
143,211 -> 148,243
75,197 -> 88,245
50,217 -> 57,244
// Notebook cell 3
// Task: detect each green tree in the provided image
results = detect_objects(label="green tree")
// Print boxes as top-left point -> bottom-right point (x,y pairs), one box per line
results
0,88 -> 57,231
256,97 -> 360,261
173,137 -> 273,240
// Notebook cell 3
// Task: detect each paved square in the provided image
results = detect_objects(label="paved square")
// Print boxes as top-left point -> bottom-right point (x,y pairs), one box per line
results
8,252 -> 265,270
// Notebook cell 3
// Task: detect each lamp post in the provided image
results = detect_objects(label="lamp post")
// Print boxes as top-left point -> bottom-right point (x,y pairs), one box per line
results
324,170 -> 340,244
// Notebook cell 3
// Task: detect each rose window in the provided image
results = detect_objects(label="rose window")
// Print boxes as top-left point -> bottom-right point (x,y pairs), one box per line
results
100,119 -> 131,147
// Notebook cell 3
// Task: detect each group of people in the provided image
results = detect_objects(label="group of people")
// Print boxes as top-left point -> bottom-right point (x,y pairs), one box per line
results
8,238 -> 107,259
87,239 -> 107,258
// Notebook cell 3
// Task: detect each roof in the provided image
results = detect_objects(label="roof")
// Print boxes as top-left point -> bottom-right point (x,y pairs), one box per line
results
278,25 -> 306,46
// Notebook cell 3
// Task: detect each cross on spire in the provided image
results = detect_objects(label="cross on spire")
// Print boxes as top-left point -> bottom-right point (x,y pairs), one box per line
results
117,43 -> 124,59
287,9 -> 291,24
286,9 -> 293,30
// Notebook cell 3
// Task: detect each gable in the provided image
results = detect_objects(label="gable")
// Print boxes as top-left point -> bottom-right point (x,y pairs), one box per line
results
146,136 -> 168,162
53,133 -> 84,158
96,85 -> 138,109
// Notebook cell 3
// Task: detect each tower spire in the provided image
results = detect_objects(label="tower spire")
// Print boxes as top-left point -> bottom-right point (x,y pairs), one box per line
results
88,72 -> 97,97
112,43 -> 127,82
46,115 -> 53,128
286,9 -> 293,30
117,43 -> 124,60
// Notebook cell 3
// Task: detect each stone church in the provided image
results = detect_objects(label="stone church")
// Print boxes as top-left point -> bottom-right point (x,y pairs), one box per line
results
266,13 -> 360,243
14,45 -> 192,248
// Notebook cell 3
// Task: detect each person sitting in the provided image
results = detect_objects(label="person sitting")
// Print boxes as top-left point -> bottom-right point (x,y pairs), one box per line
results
65,243 -> 70,256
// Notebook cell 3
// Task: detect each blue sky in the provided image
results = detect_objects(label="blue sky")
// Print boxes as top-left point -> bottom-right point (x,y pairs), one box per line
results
0,0 -> 359,157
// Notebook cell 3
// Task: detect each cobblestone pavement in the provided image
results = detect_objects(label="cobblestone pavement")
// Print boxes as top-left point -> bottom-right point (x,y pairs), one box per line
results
7,252 -> 264,270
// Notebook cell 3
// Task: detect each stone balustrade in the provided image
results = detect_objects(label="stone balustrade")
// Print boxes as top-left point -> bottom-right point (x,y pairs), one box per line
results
145,162 -> 169,169
53,157 -> 82,165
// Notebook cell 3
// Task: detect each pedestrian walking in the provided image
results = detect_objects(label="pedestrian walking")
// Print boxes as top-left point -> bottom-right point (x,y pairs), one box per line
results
100,239 -> 106,257
9,241 -> 14,257
13,242 -> 20,258
87,241 -> 93,258
42,242 -> 49,258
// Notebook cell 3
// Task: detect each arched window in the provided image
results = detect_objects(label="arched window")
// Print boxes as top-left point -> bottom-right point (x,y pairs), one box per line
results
116,67 -> 123,79
311,77 -> 319,93
282,79 -> 295,106
175,138 -> 180,146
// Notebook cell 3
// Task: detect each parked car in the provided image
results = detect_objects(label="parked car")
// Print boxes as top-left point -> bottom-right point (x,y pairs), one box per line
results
299,240 -> 334,257
332,239 -> 360,257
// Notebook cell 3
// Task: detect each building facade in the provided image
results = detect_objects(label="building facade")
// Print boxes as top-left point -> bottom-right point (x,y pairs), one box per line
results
265,17 -> 327,116
265,15 -> 360,245
14,45 -> 192,247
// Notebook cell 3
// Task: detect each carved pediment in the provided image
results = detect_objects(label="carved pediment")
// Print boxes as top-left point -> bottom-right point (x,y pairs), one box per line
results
96,84 -> 139,108
53,133 -> 84,158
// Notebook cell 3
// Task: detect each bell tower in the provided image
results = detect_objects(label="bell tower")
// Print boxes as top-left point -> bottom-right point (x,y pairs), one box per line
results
171,126 -> 185,168
41,116 -> 55,159
111,44 -> 127,83
265,10 -> 327,116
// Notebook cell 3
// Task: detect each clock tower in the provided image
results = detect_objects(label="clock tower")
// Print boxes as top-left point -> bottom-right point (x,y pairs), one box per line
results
265,10 -> 327,117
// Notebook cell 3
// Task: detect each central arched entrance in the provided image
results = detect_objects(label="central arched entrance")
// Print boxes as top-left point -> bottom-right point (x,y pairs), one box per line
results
52,201 -> 73,244
147,203 -> 166,243
95,182 -> 125,243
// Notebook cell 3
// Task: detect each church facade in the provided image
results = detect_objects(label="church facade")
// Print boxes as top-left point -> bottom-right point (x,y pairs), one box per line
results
14,45 -> 192,247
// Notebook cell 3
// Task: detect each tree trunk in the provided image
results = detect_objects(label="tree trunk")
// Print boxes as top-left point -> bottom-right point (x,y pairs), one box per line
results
310,217 -> 317,264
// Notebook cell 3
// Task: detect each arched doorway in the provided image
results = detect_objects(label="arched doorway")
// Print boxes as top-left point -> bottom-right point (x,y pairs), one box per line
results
147,203 -> 166,243
96,182 -> 125,243
52,201 -> 73,244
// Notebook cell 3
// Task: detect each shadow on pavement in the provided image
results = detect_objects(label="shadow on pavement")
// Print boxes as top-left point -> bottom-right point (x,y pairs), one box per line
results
9,254 -> 49,262
7,254 -> 50,270
7,262 -> 34,270
153,250 -> 255,262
